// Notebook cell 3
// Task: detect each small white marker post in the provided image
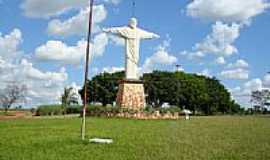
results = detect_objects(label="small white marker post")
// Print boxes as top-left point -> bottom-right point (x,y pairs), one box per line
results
89,138 -> 113,144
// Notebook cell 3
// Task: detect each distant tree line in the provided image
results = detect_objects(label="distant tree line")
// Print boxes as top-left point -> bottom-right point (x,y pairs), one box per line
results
80,71 -> 243,115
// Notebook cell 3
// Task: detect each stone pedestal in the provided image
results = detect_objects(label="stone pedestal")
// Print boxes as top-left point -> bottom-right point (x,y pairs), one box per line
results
116,80 -> 145,110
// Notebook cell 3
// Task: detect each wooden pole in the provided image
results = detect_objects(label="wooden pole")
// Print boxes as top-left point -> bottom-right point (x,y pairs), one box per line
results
81,0 -> 94,141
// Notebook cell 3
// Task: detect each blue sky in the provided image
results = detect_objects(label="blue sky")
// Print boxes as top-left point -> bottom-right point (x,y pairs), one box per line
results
0,0 -> 270,107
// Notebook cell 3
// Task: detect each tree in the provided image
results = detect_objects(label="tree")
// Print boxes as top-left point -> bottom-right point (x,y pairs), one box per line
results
143,71 -> 236,115
61,87 -> 78,114
81,71 -> 241,115
251,89 -> 270,112
80,71 -> 124,106
0,83 -> 27,112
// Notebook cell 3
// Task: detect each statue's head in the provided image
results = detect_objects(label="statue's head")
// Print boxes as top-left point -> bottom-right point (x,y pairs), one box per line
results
129,17 -> 137,29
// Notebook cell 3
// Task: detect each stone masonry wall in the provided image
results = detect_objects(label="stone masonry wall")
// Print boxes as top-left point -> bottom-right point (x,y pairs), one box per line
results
116,82 -> 145,110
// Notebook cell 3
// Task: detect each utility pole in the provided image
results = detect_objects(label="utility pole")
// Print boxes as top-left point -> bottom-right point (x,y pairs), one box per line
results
81,0 -> 94,141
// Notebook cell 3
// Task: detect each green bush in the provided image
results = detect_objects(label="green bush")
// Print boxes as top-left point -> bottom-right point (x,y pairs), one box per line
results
36,105 -> 82,116
66,105 -> 82,114
36,105 -> 63,116
144,106 -> 181,114
86,105 -> 121,117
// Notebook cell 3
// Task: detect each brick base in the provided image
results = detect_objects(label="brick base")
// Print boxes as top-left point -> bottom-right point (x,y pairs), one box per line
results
116,80 -> 145,110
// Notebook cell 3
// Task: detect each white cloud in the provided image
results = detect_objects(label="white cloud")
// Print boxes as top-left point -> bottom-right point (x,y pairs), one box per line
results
229,74 -> 270,108
263,74 -> 270,87
0,58 -> 69,106
0,28 -> 70,106
21,0 -> 121,19
215,57 -> 226,65
227,59 -> 249,68
35,33 -> 109,65
20,59 -> 67,82
142,40 -> 177,73
21,0 -> 88,18
109,35 -> 125,46
244,78 -> 263,91
0,29 -> 22,60
92,33 -> 109,56
196,22 -> 241,57
220,59 -> 249,80
35,40 -> 85,65
230,78 -> 263,107
18,59 -> 68,103
47,5 -> 107,36
183,21 -> 241,60
220,68 -> 249,80
186,0 -> 270,22
103,0 -> 121,5
197,69 -> 212,77
102,66 -> 124,73
181,50 -> 205,60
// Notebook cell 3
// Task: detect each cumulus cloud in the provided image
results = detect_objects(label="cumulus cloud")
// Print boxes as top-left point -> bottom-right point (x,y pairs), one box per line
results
227,59 -> 249,68
21,0 -> 88,18
35,33 -> 109,65
109,35 -> 125,46
102,66 -> 124,73
263,74 -> 270,87
47,5 -> 107,36
215,57 -> 226,65
20,59 -> 67,82
244,78 -> 263,91
181,50 -> 205,60
0,29 -> 22,60
230,72 -> 270,107
35,40 -> 85,65
183,21 -> 241,60
103,0 -> 121,5
197,69 -> 212,77
21,0 -> 121,18
220,68 -> 249,80
0,29 -> 70,106
186,0 -> 270,22
142,40 -> 177,73
0,58 -> 68,106
230,78 -> 264,107
220,59 -> 249,80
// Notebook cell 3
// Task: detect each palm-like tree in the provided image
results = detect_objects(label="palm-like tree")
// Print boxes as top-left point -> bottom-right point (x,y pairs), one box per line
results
61,87 -> 77,115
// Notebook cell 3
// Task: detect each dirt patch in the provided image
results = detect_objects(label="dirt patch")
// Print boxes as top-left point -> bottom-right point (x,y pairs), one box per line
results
0,111 -> 31,120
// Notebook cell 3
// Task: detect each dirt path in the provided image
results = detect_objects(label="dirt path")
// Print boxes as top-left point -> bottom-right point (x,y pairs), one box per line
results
0,111 -> 30,120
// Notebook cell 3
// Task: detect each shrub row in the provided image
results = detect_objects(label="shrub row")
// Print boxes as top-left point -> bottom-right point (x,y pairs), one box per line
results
36,104 -> 183,117
36,105 -> 81,116
86,105 -> 182,117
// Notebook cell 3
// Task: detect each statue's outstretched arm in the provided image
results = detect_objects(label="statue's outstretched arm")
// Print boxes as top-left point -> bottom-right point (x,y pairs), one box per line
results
139,29 -> 160,39
103,27 -> 127,38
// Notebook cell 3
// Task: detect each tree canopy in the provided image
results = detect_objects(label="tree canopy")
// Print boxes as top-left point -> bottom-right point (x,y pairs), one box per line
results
80,71 -> 242,115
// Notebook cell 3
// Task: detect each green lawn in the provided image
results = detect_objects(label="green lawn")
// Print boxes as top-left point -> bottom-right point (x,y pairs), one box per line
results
0,116 -> 270,160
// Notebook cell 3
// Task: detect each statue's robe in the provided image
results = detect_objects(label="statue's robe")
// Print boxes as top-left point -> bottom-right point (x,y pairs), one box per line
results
104,27 -> 159,80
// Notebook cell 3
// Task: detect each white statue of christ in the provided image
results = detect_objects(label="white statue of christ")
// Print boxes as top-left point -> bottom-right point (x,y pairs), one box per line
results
103,18 -> 159,80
